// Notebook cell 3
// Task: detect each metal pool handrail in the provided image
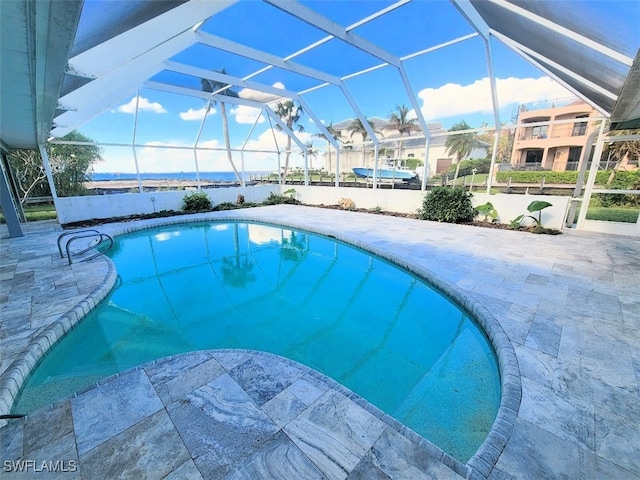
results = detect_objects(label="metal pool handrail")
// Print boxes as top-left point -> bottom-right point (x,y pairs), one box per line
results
62,232 -> 114,265
57,229 -> 100,258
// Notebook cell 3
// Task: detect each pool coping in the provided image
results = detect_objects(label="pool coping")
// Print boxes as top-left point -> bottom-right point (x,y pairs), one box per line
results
0,209 -> 521,480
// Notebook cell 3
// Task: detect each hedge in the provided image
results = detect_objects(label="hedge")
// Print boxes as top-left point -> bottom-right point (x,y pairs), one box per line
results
495,170 -> 623,185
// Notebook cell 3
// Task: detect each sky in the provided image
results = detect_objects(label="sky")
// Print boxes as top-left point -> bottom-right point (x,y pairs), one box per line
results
70,0 -> 640,174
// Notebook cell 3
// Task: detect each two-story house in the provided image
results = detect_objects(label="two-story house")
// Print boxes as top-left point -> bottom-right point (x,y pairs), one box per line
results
510,100 -> 599,171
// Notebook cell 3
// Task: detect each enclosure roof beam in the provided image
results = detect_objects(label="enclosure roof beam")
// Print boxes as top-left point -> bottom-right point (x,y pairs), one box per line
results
51,31 -> 197,137
492,31 -> 613,115
450,0 -> 491,39
145,80 -> 308,153
68,0 -> 239,78
162,61 -> 339,150
164,61 -> 297,100
487,0 -> 632,66
196,31 -> 341,85
263,0 -> 401,67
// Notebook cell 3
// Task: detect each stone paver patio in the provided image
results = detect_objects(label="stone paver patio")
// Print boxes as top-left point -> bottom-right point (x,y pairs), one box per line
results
1,205 -> 638,479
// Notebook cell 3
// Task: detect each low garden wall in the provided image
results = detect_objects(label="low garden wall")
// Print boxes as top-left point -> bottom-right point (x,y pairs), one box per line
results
55,183 -> 571,230
293,186 -> 570,230
55,184 -> 279,224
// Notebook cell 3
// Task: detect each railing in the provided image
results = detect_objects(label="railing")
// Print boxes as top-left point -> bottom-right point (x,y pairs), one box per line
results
57,230 -> 114,265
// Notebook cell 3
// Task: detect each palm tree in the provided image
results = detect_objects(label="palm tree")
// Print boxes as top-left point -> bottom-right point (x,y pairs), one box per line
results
347,118 -> 381,166
445,120 -> 477,184
274,100 -> 305,182
299,141 -> 319,171
201,70 -> 241,183
605,128 -> 640,184
313,122 -> 340,172
387,105 -> 420,160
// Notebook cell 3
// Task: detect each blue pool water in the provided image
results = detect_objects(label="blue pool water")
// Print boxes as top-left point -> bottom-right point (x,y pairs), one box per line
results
14,222 -> 500,461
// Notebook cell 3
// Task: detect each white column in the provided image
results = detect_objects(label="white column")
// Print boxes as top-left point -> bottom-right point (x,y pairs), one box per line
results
38,145 -> 59,202
193,149 -> 201,191
484,37 -> 502,193
335,148 -> 340,187
421,138 -> 430,191
576,121 -> 606,229
131,147 -> 144,193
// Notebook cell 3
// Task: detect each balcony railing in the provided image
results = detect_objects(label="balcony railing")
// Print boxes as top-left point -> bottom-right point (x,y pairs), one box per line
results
518,133 -> 548,141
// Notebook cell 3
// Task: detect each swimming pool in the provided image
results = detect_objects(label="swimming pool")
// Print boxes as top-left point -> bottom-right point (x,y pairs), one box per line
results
14,221 -> 500,461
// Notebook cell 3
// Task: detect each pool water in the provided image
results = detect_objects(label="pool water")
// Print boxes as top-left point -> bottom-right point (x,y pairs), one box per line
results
15,222 -> 500,461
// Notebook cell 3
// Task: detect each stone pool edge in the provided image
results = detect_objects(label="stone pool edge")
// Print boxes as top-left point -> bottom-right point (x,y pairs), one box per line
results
0,255 -> 118,423
1,209 -> 522,480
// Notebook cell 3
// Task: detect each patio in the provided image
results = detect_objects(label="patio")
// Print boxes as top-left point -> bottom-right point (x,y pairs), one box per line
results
1,205 -> 638,479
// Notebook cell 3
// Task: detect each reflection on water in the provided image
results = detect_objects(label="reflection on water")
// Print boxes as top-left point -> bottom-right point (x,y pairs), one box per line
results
14,222 -> 499,462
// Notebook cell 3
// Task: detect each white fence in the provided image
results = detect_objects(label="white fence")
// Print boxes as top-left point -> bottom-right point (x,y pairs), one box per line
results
56,185 -> 278,224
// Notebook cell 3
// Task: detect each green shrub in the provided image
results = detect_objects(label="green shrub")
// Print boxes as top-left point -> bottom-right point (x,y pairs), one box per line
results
475,202 -> 498,222
418,186 -> 475,223
262,192 -> 301,205
449,158 -> 492,174
598,171 -> 640,207
404,158 -> 424,170
182,191 -> 212,212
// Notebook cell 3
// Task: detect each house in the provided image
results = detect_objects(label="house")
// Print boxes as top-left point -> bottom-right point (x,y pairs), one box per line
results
509,100 -> 599,171
324,118 -> 490,176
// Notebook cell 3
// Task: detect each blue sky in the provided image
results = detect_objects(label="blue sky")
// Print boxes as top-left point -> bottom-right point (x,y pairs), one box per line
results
75,0 -> 639,174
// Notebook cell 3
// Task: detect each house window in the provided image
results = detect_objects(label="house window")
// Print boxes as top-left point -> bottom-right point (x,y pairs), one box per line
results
572,115 -> 588,136
525,149 -> 543,164
530,125 -> 548,139
566,147 -> 582,170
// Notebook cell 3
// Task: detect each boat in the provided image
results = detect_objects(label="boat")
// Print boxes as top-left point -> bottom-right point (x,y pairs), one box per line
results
352,160 -> 419,182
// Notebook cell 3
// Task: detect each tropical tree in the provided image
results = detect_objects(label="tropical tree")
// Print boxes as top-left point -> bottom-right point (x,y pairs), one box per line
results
274,100 -> 305,182
347,118 -> 381,166
201,71 -> 241,183
605,128 -> 640,184
477,122 -> 513,164
445,120 -> 477,183
387,104 -> 421,160
8,131 -> 102,202
299,141 -> 319,171
313,122 -> 340,173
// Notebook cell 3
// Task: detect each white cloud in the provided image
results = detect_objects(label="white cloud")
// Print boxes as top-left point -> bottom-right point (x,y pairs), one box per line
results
116,97 -> 167,114
238,82 -> 286,103
179,105 -> 215,121
229,105 -> 265,124
416,77 -> 571,120
232,82 -> 289,124
240,128 -> 314,170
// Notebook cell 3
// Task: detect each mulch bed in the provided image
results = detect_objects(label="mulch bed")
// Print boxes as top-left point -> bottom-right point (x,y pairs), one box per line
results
63,202 -> 560,234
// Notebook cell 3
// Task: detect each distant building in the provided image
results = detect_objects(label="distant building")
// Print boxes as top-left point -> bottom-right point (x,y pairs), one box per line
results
510,100 -> 599,171
327,117 -> 490,176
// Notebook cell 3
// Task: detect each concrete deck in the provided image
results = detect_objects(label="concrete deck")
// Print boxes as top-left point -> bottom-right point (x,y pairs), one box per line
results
1,205 -> 638,479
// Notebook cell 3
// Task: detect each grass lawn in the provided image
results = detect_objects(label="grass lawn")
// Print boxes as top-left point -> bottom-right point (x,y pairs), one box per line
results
0,203 -> 57,223
586,207 -> 639,223
449,173 -> 489,186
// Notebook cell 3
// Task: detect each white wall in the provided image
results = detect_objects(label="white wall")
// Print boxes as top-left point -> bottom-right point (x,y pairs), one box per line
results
56,185 -> 278,224
472,193 -> 570,230
293,186 -> 570,230
56,183 -> 570,230
294,185 -> 425,215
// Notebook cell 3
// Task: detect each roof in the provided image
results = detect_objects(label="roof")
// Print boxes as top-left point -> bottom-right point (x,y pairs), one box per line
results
1,0 -> 638,151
